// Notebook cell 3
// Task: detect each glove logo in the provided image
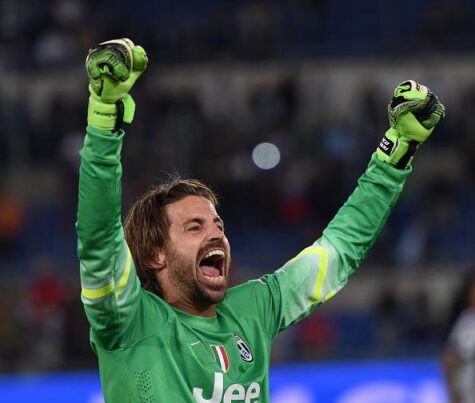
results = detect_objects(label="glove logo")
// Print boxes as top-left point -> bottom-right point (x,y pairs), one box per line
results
233,332 -> 253,362
378,135 -> 394,156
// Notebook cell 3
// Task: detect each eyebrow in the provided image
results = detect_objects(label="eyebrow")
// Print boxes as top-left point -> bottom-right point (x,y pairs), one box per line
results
183,216 -> 224,227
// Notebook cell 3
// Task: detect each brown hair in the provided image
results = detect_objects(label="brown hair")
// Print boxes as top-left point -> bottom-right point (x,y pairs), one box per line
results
124,178 -> 218,295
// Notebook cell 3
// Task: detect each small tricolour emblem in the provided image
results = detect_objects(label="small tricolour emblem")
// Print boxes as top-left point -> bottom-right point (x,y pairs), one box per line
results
211,345 -> 230,373
233,332 -> 253,362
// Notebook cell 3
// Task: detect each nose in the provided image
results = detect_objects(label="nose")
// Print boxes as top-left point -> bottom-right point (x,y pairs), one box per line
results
209,222 -> 224,241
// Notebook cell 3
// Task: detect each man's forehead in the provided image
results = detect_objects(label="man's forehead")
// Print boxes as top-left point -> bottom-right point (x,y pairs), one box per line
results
166,195 -> 219,221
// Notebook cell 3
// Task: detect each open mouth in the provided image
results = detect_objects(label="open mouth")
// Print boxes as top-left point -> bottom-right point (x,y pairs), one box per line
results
198,249 -> 225,279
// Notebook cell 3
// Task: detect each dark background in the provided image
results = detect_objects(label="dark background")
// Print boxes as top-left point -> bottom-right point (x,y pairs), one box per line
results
0,0 -> 474,373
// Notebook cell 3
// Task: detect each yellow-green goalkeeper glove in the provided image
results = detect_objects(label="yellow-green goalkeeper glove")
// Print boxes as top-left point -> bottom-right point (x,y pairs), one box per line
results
86,38 -> 148,131
376,80 -> 445,169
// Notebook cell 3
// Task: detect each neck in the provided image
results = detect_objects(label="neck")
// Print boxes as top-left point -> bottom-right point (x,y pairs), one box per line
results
154,267 -> 219,317
160,282 -> 217,317
169,299 -> 217,317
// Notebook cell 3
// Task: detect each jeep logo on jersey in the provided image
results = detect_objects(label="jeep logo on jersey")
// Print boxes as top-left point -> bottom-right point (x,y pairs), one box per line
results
233,332 -> 253,362
193,372 -> 260,403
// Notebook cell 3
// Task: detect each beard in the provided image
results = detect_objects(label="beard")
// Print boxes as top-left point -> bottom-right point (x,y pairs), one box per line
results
166,243 -> 231,309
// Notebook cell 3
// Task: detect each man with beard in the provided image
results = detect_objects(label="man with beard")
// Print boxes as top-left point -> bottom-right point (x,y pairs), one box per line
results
76,39 -> 445,402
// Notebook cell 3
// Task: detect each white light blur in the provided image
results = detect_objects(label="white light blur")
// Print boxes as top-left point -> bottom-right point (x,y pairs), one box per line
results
252,142 -> 281,170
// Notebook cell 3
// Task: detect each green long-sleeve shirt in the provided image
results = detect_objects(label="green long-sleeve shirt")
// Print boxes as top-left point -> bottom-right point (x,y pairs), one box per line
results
76,126 -> 411,402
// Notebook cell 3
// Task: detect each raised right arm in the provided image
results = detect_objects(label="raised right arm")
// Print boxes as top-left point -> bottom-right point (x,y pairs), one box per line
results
77,126 -> 142,349
76,39 -> 148,349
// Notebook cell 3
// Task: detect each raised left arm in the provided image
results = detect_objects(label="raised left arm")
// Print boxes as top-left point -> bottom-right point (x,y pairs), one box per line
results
261,80 -> 445,333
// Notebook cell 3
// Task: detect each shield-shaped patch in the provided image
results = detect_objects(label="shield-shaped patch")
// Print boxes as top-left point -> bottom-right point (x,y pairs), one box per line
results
233,332 -> 253,362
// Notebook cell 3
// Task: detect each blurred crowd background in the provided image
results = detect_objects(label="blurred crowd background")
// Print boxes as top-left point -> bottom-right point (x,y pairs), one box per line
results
0,0 -> 475,374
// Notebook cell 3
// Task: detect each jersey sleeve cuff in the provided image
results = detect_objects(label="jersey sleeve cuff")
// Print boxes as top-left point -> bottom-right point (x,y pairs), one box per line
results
80,126 -> 125,164
366,151 -> 412,190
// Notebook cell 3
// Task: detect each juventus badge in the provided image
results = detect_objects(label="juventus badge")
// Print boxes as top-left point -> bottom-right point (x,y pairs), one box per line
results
233,332 -> 253,362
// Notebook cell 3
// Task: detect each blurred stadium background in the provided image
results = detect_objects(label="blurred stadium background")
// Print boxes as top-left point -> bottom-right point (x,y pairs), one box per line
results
1,0 -> 475,402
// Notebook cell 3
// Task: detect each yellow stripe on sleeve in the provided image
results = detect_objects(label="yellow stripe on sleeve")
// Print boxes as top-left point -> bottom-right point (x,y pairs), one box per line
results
324,288 -> 338,302
286,245 -> 320,264
115,249 -> 132,298
286,245 -> 330,305
309,246 -> 329,303
82,282 -> 115,300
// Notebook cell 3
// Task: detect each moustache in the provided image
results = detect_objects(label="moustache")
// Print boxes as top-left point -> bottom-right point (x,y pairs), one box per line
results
199,240 -> 227,256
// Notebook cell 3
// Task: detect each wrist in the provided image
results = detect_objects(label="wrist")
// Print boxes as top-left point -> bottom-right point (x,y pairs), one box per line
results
87,94 -> 135,132
87,96 -> 120,131
376,128 -> 419,169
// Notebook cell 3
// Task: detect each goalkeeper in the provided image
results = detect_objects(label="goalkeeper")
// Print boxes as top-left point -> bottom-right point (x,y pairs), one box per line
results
76,39 -> 445,402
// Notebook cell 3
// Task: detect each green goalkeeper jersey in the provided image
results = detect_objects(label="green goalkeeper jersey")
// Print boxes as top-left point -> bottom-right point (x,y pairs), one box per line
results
76,126 -> 411,402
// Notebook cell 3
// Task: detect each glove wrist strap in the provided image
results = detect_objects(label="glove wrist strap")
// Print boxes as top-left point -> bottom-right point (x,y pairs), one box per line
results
376,128 -> 419,169
87,94 -> 136,132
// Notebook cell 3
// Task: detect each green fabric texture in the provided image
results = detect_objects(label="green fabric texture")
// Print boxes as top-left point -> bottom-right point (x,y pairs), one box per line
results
76,127 -> 410,402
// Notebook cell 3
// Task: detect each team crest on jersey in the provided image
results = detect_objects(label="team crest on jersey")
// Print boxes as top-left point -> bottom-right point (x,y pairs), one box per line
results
211,345 -> 230,373
233,332 -> 253,362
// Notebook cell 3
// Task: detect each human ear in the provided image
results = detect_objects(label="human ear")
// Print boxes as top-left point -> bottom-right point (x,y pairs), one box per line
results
149,250 -> 167,270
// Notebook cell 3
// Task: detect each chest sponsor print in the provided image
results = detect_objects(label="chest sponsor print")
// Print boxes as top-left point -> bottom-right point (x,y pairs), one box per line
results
233,332 -> 253,362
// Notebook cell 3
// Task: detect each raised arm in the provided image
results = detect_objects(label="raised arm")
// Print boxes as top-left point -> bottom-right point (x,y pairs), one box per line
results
257,81 -> 445,334
76,39 -> 148,349
323,80 -> 445,274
